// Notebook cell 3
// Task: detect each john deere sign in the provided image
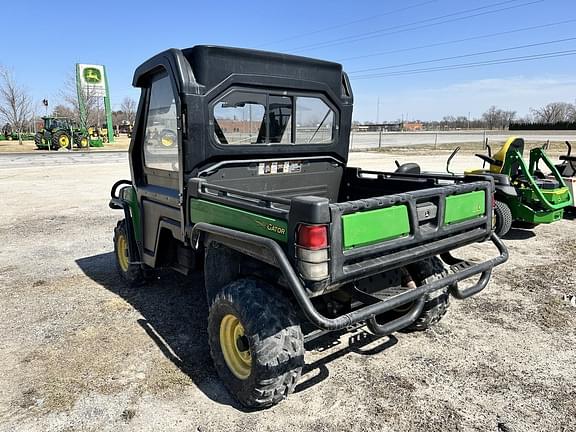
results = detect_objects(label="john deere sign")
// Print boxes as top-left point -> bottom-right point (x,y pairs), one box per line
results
75,63 -> 114,143
78,64 -> 107,97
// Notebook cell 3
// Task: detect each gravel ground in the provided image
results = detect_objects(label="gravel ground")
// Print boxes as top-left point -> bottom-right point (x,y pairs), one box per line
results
0,153 -> 575,432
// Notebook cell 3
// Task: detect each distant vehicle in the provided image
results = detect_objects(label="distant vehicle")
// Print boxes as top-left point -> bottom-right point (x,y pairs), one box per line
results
465,137 -> 572,236
34,117 -> 89,150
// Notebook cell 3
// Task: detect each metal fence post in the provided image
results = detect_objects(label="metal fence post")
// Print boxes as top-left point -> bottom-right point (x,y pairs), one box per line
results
434,133 -> 438,150
378,128 -> 382,149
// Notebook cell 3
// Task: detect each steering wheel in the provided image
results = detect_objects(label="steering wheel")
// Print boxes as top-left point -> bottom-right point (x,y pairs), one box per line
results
475,153 -> 502,167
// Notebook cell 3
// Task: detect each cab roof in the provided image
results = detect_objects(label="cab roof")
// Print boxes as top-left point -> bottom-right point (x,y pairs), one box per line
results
132,45 -> 350,99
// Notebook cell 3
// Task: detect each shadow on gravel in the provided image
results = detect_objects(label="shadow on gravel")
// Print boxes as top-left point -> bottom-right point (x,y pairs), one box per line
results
503,228 -> 536,241
77,252 -> 399,408
296,331 -> 397,393
76,252 -> 247,410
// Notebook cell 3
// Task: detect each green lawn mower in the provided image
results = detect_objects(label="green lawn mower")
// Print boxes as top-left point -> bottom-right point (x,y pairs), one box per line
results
466,136 -> 572,236
34,117 -> 102,150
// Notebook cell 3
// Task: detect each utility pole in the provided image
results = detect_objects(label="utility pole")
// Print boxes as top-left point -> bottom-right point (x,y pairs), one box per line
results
468,111 -> 471,129
376,97 -> 380,124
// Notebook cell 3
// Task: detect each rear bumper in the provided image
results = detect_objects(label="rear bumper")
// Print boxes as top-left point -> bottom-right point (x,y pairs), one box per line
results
191,223 -> 508,335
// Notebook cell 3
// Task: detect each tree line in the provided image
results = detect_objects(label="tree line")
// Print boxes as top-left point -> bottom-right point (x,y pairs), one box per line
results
360,102 -> 576,131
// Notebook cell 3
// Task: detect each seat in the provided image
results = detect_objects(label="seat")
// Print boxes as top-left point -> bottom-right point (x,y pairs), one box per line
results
490,137 -> 524,175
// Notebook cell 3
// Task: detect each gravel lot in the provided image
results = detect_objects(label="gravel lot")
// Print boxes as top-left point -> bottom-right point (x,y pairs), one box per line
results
0,152 -> 575,432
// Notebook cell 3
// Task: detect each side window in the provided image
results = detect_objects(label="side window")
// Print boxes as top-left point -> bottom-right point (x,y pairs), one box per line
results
295,97 -> 334,144
143,74 -> 178,171
213,92 -> 266,145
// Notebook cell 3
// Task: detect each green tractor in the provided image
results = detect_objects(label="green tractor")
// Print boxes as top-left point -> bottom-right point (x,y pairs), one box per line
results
34,117 -> 90,150
466,136 -> 573,236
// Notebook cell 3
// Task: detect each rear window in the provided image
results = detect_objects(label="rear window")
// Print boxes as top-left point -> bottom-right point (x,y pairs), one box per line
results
213,90 -> 335,146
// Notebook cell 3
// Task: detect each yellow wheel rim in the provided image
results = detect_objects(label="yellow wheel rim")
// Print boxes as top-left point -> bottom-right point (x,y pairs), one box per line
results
59,135 -> 70,147
220,314 -> 251,380
116,234 -> 129,272
80,137 -> 88,147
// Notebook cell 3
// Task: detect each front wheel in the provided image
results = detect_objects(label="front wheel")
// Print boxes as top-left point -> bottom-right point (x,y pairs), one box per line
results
75,134 -> 89,148
208,279 -> 304,409
494,200 -> 513,237
113,220 -> 143,285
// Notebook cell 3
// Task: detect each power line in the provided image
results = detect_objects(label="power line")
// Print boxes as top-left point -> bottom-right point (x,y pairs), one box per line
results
338,18 -> 576,62
288,0 -> 543,53
351,49 -> 576,79
254,0 -> 439,49
348,37 -> 576,74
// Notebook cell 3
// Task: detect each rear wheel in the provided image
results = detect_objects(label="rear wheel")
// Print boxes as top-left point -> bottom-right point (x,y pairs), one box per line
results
208,279 -> 304,409
52,131 -> 71,150
494,200 -> 513,237
404,257 -> 450,331
113,220 -> 143,285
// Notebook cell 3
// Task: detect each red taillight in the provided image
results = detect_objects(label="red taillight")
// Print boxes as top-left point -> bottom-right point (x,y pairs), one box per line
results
297,225 -> 328,250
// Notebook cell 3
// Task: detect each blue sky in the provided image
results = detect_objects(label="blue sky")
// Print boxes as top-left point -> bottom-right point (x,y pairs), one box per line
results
1,0 -> 575,121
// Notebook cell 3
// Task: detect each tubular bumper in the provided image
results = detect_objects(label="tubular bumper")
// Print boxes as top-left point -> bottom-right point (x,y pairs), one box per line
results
191,223 -> 509,334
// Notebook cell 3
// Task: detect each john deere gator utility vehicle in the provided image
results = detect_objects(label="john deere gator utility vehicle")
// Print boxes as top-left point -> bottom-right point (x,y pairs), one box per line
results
34,117 -> 90,150
109,45 -> 508,408
466,137 -> 572,236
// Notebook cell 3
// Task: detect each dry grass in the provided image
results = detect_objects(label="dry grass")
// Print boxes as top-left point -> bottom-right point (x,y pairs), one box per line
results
0,136 -> 130,153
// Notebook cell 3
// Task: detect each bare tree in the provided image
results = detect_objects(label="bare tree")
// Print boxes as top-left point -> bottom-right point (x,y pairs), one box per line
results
482,106 -> 499,130
59,72 -> 102,127
0,67 -> 32,144
500,110 -> 516,129
530,102 -> 575,123
120,97 -> 137,124
480,106 -> 515,130
52,104 -> 75,118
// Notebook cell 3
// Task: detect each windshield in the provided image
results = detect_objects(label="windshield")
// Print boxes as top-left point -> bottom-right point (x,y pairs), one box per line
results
45,118 -> 69,129
213,91 -> 335,146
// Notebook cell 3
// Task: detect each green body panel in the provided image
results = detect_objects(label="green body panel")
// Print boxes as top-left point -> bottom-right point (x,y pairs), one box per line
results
342,205 -> 410,249
89,138 -> 104,147
190,199 -> 288,242
519,186 -> 571,205
444,191 -> 486,224
122,186 -> 142,241
506,197 -> 564,224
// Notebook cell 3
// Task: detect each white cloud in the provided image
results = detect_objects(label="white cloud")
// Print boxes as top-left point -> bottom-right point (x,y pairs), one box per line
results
353,75 -> 576,121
